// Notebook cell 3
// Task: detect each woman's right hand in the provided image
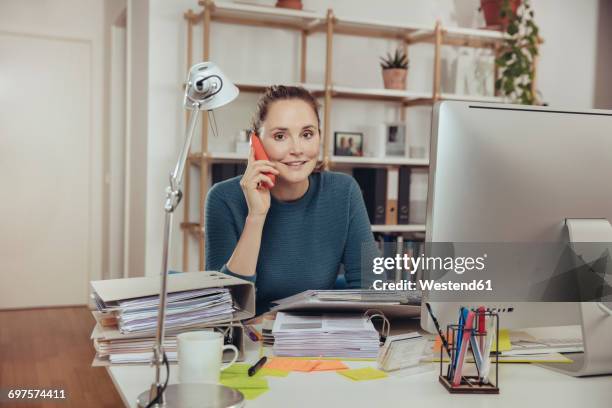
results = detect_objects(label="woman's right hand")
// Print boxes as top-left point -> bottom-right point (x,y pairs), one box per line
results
240,147 -> 279,218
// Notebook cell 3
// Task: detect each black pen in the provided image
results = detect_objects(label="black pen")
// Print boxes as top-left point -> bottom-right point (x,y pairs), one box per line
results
425,302 -> 456,380
425,302 -> 452,358
248,356 -> 267,377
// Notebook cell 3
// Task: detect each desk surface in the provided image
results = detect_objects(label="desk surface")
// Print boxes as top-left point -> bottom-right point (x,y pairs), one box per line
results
107,329 -> 612,408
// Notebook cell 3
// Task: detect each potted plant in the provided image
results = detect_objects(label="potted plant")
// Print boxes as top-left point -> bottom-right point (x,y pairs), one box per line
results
480,0 -> 521,30
380,49 -> 409,90
275,0 -> 303,10
494,0 -> 541,104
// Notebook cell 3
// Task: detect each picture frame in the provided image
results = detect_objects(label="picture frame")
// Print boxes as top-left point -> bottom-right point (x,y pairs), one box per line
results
334,131 -> 364,156
384,123 -> 407,157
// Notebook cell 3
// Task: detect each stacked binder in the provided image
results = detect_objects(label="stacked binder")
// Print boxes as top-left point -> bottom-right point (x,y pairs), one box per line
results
272,312 -> 381,359
90,271 -> 255,366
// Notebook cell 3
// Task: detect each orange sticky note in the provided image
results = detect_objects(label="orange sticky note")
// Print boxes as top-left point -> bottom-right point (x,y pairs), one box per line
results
264,358 -> 319,372
432,335 -> 454,353
311,360 -> 348,371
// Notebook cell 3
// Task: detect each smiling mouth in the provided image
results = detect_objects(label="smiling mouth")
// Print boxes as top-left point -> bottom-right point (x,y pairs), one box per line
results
283,161 -> 308,167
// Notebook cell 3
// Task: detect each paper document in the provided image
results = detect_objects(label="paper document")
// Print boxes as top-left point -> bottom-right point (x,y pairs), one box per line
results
272,313 -> 380,358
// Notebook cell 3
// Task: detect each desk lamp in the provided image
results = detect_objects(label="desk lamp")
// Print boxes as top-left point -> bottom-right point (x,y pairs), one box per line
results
136,62 -> 243,408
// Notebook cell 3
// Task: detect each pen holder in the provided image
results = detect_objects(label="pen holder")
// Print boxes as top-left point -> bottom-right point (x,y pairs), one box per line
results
438,310 -> 499,394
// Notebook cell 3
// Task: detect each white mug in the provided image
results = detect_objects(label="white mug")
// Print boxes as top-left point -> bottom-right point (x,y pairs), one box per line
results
177,330 -> 239,384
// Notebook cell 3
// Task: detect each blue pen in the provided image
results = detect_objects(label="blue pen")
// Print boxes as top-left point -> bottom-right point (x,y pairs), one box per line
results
450,307 -> 468,380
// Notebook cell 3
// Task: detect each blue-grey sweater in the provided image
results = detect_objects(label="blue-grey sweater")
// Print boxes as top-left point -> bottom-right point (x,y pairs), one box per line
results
205,171 -> 378,314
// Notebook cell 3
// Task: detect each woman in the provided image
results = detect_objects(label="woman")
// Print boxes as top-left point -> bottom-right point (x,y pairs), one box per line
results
205,85 -> 378,314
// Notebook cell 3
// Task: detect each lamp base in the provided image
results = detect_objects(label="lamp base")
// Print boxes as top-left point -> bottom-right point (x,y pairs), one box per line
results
136,383 -> 244,408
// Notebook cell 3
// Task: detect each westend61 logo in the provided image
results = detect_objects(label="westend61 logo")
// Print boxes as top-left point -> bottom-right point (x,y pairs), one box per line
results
371,253 -> 488,275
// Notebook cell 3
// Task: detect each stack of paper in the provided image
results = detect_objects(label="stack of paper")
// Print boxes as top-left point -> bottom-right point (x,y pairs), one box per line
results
89,271 -> 257,366
93,287 -> 234,334
272,313 -> 380,358
94,335 -> 178,364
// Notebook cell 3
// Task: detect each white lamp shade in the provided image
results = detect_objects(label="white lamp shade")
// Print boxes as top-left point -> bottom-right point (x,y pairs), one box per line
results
184,62 -> 239,111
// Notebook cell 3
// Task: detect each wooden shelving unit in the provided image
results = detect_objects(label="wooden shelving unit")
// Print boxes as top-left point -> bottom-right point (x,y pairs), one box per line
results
181,0 -> 530,271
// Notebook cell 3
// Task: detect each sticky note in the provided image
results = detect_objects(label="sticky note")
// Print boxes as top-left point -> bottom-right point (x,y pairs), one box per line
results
492,329 -> 512,352
264,358 -> 320,372
311,360 -> 348,371
432,329 -> 511,353
220,377 -> 268,390
258,368 -> 290,377
222,363 -> 250,376
338,367 -> 387,381
432,336 -> 454,353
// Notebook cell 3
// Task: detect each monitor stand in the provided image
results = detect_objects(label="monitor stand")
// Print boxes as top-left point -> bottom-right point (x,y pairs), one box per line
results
538,219 -> 612,376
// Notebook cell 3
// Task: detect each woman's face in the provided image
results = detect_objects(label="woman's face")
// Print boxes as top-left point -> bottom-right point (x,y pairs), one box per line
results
260,99 -> 320,184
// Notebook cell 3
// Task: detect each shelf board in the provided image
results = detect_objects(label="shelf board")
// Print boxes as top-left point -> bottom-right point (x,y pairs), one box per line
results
194,2 -> 508,49
441,26 -> 508,48
439,93 -> 505,103
196,1 -> 326,31
317,15 -> 430,40
234,82 -> 503,105
190,153 -> 429,167
330,156 -> 429,167
235,81 -> 324,95
371,224 -> 426,233
181,221 -> 424,235
180,222 -> 203,238
189,152 -> 248,166
331,85 -> 431,103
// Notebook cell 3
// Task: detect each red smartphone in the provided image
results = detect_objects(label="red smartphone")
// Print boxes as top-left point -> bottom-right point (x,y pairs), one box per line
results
249,132 -> 276,187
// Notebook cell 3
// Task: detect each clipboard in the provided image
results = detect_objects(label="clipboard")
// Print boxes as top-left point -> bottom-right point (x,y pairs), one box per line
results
269,289 -> 421,318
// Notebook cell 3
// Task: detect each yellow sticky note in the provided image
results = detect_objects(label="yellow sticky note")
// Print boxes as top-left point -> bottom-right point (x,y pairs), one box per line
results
433,329 -> 511,354
492,329 -> 512,352
240,388 -> 269,400
220,377 -> 268,390
222,363 -> 250,376
338,367 -> 387,381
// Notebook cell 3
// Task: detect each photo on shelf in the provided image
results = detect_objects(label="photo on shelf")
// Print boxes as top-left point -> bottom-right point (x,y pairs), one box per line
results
235,129 -> 251,155
334,131 -> 364,156
384,123 -> 407,157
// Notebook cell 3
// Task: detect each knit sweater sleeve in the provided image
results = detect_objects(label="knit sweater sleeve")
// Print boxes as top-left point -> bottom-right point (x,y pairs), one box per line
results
204,184 -> 257,283
342,178 -> 380,289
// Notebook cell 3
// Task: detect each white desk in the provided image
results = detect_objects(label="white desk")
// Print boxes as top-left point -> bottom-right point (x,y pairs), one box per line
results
107,331 -> 612,408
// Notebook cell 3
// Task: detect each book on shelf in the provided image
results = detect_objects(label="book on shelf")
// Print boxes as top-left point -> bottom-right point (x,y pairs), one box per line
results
352,166 -> 428,226
212,163 -> 247,185
398,166 -> 411,224
353,167 -> 387,225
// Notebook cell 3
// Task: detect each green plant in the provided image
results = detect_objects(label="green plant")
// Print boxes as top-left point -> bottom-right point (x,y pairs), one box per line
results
495,0 -> 541,104
380,49 -> 409,70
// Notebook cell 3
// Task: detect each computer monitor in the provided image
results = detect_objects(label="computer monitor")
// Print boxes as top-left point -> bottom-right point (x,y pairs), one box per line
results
420,101 -> 612,334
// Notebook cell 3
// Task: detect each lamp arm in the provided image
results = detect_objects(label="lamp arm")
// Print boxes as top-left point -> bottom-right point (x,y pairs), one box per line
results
148,103 -> 201,406
169,103 -> 201,202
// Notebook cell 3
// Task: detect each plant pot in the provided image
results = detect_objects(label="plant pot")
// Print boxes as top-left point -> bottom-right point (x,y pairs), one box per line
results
480,0 -> 521,30
275,0 -> 303,10
382,68 -> 407,90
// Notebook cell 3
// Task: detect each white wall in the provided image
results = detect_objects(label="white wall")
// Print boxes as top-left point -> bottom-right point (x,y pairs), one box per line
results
0,0 -> 104,284
136,0 -> 602,275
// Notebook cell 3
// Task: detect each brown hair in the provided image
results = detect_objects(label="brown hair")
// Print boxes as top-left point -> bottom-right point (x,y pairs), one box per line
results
250,85 -> 321,134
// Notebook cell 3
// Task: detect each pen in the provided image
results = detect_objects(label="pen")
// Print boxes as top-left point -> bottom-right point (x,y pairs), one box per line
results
425,303 -> 452,358
477,306 -> 486,352
425,302 -> 453,380
244,325 -> 261,342
248,356 -> 267,377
